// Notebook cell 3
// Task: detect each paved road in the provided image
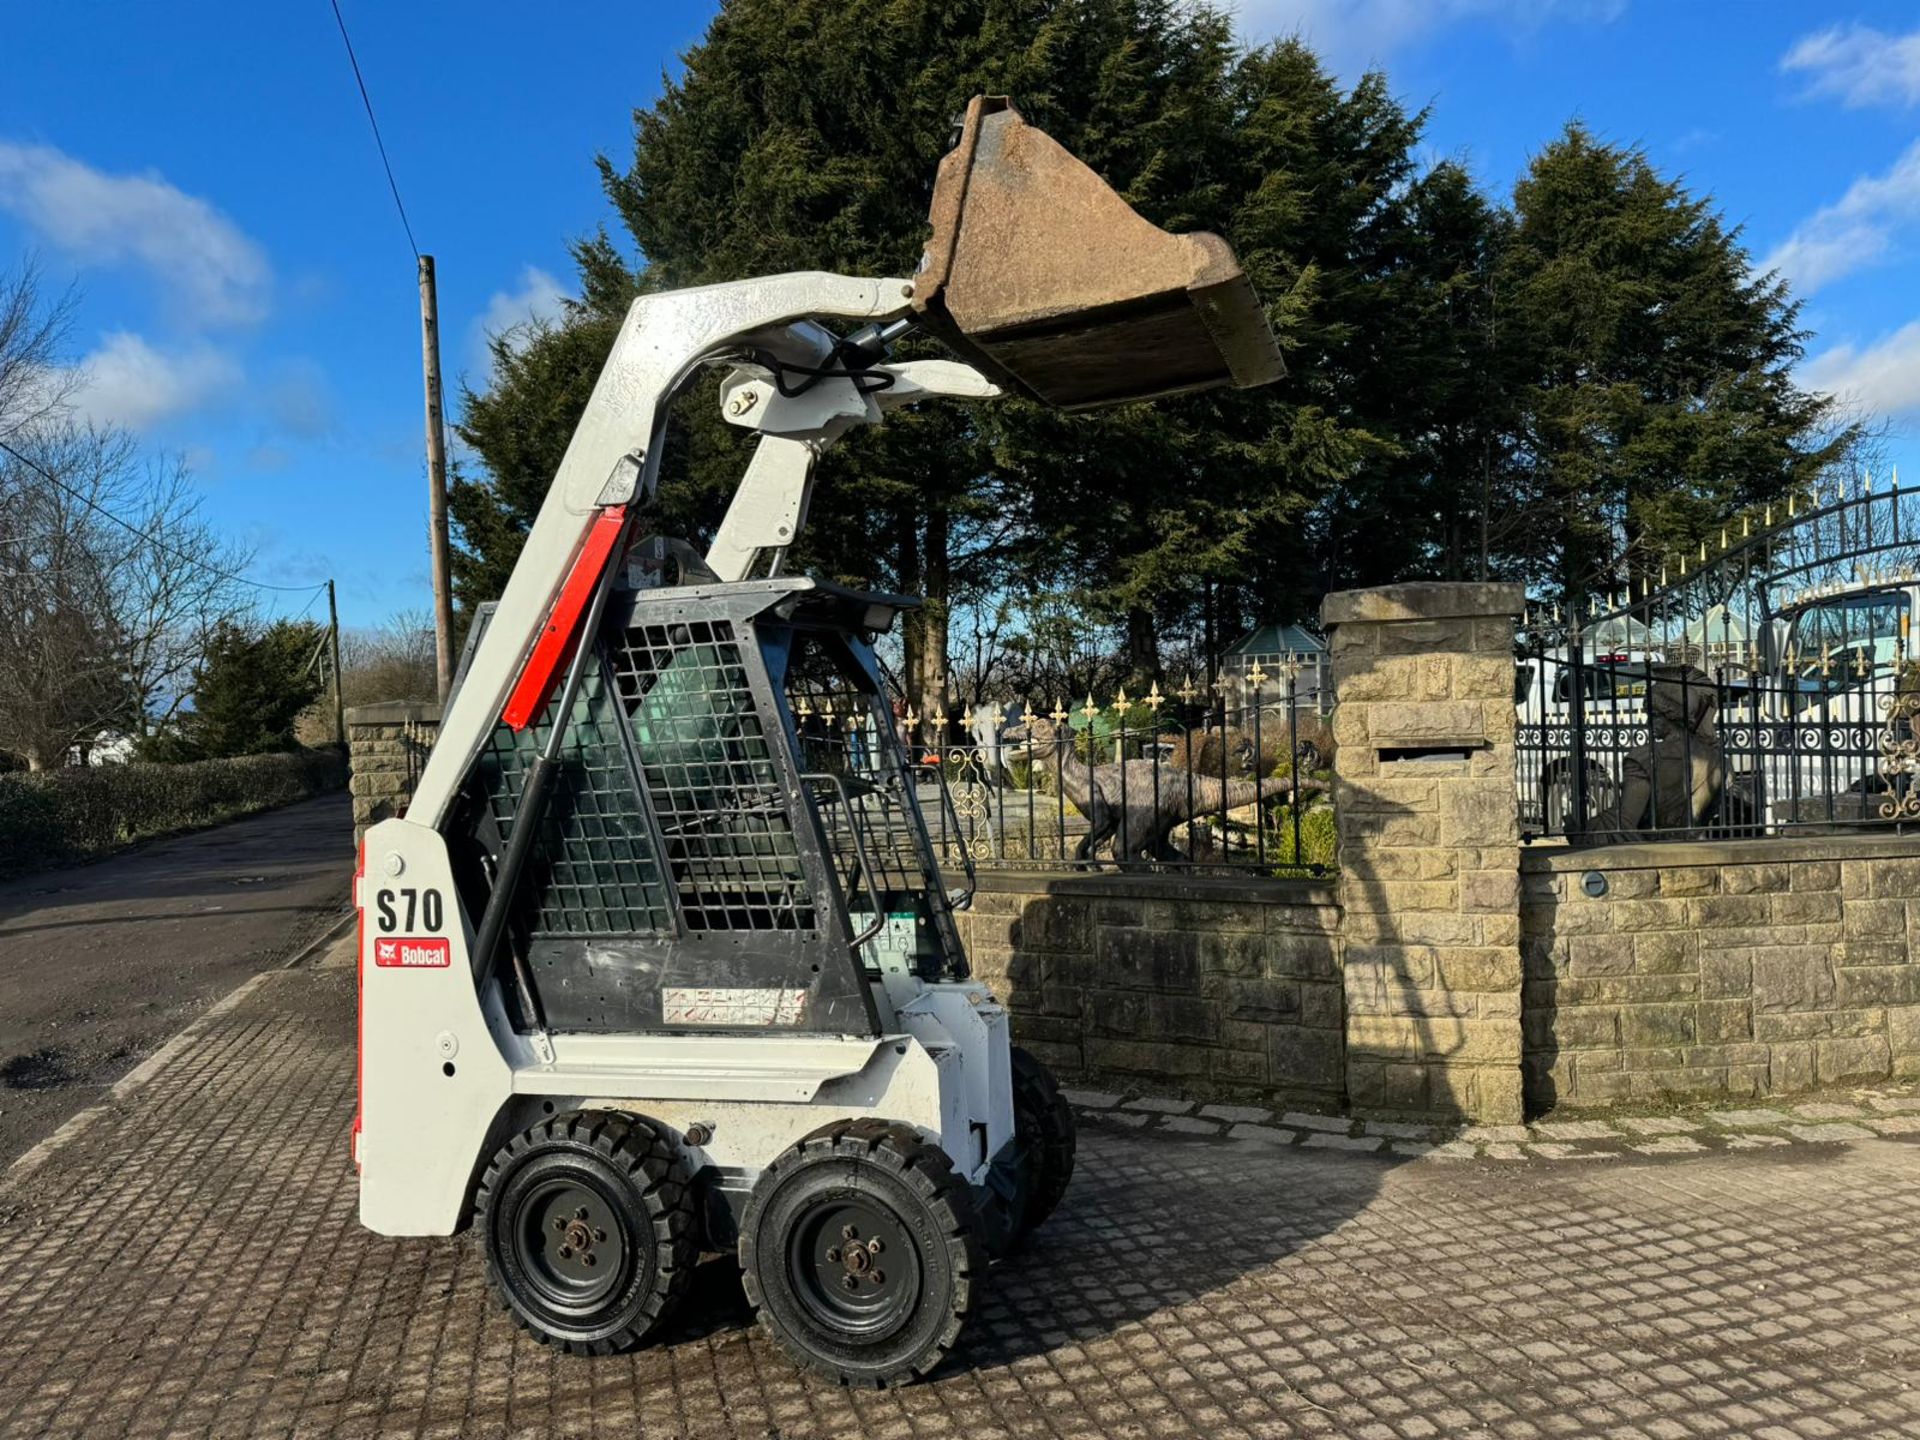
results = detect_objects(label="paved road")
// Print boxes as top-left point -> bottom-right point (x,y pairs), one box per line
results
0,951 -> 1915,1439
0,794 -> 351,1167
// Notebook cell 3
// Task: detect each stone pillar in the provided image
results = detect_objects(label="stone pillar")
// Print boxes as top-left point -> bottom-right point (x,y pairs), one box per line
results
1321,582 -> 1527,1124
346,701 -> 442,843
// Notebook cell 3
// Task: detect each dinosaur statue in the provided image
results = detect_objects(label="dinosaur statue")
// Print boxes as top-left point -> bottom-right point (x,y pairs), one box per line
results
1164,715 -> 1336,776
1001,716 -> 1320,864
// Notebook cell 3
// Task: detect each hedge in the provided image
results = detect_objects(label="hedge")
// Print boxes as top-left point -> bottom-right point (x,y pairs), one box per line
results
0,749 -> 347,880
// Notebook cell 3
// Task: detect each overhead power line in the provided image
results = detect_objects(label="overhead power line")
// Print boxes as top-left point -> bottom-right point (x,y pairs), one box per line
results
327,0 -> 420,261
0,435 -> 329,596
322,0 -> 455,681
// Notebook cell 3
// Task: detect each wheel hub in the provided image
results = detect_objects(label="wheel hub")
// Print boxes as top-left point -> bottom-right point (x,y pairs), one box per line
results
516,1179 -> 624,1309
790,1200 -> 915,1336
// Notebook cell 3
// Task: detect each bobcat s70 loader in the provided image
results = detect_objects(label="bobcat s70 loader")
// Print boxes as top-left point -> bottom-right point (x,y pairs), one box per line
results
353,96 -> 1281,1386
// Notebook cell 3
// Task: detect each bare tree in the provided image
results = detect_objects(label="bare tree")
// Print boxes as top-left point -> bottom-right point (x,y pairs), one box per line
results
0,425 -> 253,767
0,259 -> 76,440
339,608 -> 439,709
0,428 -> 135,767
117,453 -> 256,731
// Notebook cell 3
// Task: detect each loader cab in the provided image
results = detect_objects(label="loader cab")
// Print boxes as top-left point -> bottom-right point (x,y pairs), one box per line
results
448,574 -> 972,1042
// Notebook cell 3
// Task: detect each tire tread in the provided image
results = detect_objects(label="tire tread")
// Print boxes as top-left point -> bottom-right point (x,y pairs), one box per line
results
739,1120 -> 982,1388
1010,1046 -> 1076,1238
475,1109 -> 695,1356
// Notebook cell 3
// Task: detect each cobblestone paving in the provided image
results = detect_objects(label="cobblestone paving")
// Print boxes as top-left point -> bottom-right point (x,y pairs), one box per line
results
3,966 -> 1919,1439
1065,1086 -> 1920,1163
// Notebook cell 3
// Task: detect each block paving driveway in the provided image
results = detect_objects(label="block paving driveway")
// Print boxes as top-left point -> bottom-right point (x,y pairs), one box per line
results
2,953 -> 1918,1439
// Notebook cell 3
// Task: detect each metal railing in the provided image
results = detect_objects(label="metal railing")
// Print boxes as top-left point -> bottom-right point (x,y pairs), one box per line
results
402,716 -> 436,798
1518,475 -> 1920,843
1517,650 -> 1912,841
382,676 -> 1334,876
907,677 -> 1334,876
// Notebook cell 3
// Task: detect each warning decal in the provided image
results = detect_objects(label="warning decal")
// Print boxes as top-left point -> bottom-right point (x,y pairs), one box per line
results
373,936 -> 452,969
663,987 -> 808,1026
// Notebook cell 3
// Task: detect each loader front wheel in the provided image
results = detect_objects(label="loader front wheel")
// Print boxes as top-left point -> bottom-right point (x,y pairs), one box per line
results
476,1110 -> 694,1355
740,1119 -> 982,1387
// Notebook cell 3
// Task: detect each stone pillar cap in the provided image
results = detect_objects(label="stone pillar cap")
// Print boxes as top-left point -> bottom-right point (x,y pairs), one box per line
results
1322,582 -> 1526,627
344,700 -> 443,724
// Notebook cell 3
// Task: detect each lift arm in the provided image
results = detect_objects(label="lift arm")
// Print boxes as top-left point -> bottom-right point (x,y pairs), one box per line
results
705,360 -> 1002,584
412,96 -> 1284,835
408,273 -> 915,828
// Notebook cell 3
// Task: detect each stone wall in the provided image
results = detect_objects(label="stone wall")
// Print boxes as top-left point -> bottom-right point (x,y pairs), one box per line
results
1522,834 -> 1920,1108
345,701 -> 440,843
1323,582 -> 1528,1124
955,872 -> 1346,1109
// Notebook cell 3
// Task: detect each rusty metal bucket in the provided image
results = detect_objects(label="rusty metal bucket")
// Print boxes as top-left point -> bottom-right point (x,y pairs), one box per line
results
912,96 -> 1284,412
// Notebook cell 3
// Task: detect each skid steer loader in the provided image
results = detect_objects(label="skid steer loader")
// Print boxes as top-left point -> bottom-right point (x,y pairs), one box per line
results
353,96 -> 1282,1386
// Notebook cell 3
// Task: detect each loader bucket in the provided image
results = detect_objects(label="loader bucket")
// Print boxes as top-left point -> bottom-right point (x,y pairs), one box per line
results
912,95 -> 1284,412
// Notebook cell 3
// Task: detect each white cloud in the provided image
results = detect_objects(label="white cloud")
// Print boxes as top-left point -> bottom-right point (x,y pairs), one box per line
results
1782,22 -> 1920,109
1757,137 -> 1920,294
1232,0 -> 1625,71
68,332 -> 241,431
1802,321 -> 1920,418
0,140 -> 270,327
469,265 -> 568,372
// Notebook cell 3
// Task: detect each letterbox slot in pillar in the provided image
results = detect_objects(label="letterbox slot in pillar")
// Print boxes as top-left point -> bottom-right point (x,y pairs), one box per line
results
1377,745 -> 1479,766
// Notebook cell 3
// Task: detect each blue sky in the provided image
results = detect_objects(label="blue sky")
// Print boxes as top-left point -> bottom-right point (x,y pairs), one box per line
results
0,1 -> 1916,628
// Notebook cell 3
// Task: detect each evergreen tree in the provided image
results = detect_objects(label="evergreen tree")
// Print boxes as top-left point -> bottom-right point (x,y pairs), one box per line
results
1496,124 -> 1856,605
452,0 -> 1437,704
158,620 -> 326,760
449,6 -> 1857,685
1307,159 -> 1516,587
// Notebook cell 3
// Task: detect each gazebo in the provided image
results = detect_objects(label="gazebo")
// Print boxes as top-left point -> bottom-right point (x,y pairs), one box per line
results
1673,604 -> 1754,673
1219,622 -> 1330,716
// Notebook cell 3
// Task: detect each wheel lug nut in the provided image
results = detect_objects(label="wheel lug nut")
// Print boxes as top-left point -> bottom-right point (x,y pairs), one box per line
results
583,1253 -> 596,1266
574,1207 -> 589,1220
553,1220 -> 566,1232
593,1228 -> 606,1243
841,1224 -> 858,1240
826,1247 -> 841,1263
559,1245 -> 573,1259
871,1269 -> 885,1285
842,1274 -> 859,1291
867,1238 -> 882,1255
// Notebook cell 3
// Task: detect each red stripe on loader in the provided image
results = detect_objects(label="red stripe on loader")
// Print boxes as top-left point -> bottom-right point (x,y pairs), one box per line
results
502,508 -> 627,732
352,838 -> 365,1167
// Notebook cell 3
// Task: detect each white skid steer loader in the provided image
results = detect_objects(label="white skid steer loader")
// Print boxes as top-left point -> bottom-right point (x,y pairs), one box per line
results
353,96 -> 1282,1386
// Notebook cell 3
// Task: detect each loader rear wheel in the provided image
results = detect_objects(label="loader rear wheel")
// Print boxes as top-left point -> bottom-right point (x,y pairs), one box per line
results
740,1119 -> 982,1388
476,1110 -> 694,1355
1010,1046 -> 1075,1239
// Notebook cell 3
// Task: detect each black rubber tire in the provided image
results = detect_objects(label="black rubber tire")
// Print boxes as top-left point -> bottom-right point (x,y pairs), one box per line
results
739,1118 -> 982,1388
475,1109 -> 695,1355
1010,1046 -> 1076,1238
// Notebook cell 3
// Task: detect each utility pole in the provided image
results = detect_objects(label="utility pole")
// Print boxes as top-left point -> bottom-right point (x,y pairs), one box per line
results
418,254 -> 455,700
327,578 -> 347,748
